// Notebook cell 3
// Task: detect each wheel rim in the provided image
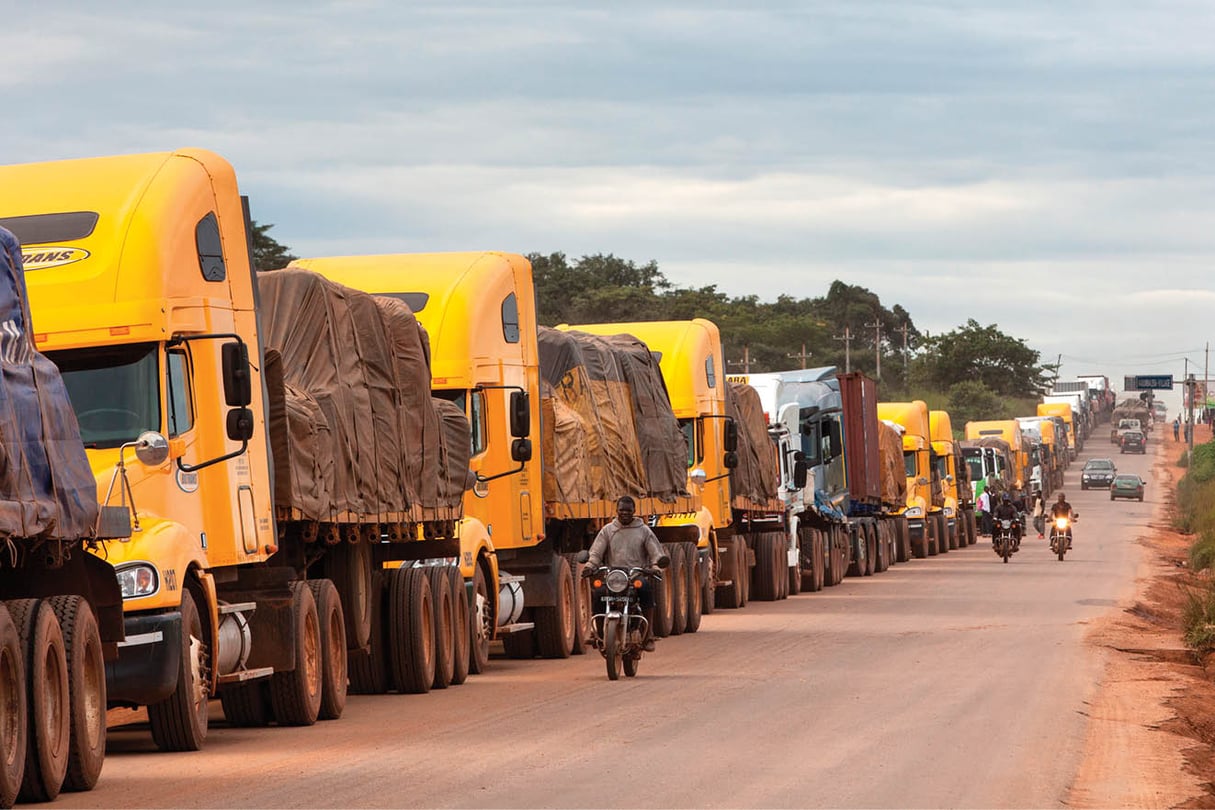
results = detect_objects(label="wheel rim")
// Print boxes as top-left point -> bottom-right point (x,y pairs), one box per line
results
560,570 -> 575,650
0,646 -> 19,768
82,634 -> 104,750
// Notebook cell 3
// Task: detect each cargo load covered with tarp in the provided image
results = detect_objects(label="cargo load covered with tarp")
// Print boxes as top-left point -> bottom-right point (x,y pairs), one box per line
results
725,382 -> 781,510
877,420 -> 907,509
537,327 -> 687,504
258,268 -> 469,523
0,227 -> 98,542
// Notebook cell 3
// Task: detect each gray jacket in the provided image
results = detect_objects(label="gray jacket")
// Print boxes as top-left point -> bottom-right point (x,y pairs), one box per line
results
586,518 -> 665,569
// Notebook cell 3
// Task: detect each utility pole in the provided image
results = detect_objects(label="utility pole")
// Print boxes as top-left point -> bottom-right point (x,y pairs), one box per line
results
894,322 -> 910,375
786,343 -> 812,370
833,327 -> 853,374
865,320 -> 884,380
728,345 -> 752,375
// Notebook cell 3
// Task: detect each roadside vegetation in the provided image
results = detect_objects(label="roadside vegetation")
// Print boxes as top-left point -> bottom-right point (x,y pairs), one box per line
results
1175,441 -> 1215,653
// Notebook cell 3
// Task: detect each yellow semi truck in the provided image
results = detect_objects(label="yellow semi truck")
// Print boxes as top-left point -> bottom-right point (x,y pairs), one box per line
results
965,420 -> 1031,495
1037,402 -> 1077,462
295,253 -> 707,655
3,150 -> 473,755
929,410 -> 976,548
877,401 -> 946,557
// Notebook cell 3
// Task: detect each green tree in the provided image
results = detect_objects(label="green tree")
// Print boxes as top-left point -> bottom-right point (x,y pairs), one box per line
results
914,319 -> 1049,396
946,380 -> 1004,429
250,220 -> 298,272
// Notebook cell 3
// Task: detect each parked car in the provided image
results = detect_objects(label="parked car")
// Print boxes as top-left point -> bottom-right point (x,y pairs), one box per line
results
1120,430 -> 1146,454
1110,474 -> 1145,501
1081,458 -> 1117,489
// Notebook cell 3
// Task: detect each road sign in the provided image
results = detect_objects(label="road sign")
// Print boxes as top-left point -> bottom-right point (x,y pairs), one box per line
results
1124,374 -> 1174,391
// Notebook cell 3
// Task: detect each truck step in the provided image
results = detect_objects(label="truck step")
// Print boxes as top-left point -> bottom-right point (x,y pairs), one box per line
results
218,601 -> 256,615
498,622 -> 535,635
498,574 -> 526,585
217,667 -> 273,685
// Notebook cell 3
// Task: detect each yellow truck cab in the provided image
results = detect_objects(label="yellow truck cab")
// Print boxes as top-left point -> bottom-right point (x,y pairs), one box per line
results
928,410 -> 965,549
877,401 -> 945,557
965,420 -> 1028,493
1037,402 -> 1076,461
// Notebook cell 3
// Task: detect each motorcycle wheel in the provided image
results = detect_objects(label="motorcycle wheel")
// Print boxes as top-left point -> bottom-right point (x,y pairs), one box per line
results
604,618 -> 621,681
623,654 -> 639,678
1002,539 -> 1010,564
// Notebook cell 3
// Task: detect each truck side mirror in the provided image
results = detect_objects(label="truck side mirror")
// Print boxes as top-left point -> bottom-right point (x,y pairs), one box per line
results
227,407 -> 255,442
510,390 -> 530,438
793,459 -> 808,489
723,418 -> 739,452
511,437 -> 532,462
723,451 -> 739,469
222,342 -> 252,407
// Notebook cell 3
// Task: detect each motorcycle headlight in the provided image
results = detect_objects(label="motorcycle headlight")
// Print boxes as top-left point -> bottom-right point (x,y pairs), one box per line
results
1000,520 -> 1012,529
116,563 -> 159,600
605,570 -> 630,593
1055,517 -> 1069,529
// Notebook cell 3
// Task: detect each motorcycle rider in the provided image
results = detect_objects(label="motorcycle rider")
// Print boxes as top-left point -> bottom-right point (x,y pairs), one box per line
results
584,495 -> 666,651
992,492 -> 1022,552
1050,492 -> 1075,549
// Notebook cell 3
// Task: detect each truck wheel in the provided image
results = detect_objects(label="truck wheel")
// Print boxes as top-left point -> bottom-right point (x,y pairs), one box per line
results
324,539 -> 372,650
787,535 -> 802,596
306,579 -> 347,720
388,567 -> 434,694
0,604 -> 27,809
469,564 -> 492,674
811,529 -> 826,591
751,534 -> 779,600
48,595 -> 105,790
847,526 -> 864,578
864,523 -> 877,576
10,599 -> 68,803
564,554 -> 589,656
685,545 -> 704,632
535,557 -> 576,658
714,539 -> 745,609
667,544 -> 687,633
219,681 -> 272,727
937,515 -> 950,554
777,534 -> 790,599
424,567 -> 455,687
874,523 -> 889,573
148,590 -> 209,751
268,581 -> 322,725
348,571 -> 390,694
968,512 -> 979,545
894,521 -> 908,563
449,567 -> 472,683
653,553 -> 676,632
700,544 -> 716,616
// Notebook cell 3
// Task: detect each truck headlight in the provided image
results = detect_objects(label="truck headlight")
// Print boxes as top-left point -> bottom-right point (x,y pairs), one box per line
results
944,507 -> 955,517
116,563 -> 159,599
905,506 -> 923,517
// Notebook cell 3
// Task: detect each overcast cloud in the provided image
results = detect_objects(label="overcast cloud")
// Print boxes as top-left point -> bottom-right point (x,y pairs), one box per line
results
4,1 -> 1214,405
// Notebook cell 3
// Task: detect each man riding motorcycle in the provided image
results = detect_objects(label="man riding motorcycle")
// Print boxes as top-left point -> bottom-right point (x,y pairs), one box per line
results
991,493 -> 1022,552
1051,492 -> 1075,549
584,495 -> 666,651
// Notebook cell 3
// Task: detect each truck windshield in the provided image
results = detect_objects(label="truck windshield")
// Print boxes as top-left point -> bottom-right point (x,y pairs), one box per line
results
46,343 -> 160,449
964,454 -> 984,483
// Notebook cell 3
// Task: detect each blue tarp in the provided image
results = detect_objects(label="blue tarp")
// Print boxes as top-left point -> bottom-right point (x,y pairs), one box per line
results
0,227 -> 98,540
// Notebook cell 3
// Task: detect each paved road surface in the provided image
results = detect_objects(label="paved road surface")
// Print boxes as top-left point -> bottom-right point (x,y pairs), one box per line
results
65,439 -> 1155,809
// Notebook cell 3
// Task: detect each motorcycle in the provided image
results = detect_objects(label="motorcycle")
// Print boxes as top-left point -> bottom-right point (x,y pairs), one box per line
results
1049,513 -> 1077,561
993,518 -> 1017,563
577,551 -> 669,680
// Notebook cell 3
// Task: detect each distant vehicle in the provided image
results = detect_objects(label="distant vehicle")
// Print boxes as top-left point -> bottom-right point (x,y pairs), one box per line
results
1120,430 -> 1146,454
1153,401 -> 1168,421
1110,474 -> 1145,501
1081,458 -> 1117,489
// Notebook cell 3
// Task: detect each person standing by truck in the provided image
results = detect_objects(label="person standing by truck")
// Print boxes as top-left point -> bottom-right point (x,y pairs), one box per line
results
976,488 -> 992,536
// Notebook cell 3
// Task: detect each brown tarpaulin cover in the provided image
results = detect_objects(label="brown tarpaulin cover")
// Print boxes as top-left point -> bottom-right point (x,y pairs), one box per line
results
537,327 -> 687,504
877,420 -> 907,508
725,382 -> 780,508
259,269 -> 469,522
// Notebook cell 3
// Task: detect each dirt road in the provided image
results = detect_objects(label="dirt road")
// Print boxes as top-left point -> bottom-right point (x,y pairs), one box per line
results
64,441 -> 1163,808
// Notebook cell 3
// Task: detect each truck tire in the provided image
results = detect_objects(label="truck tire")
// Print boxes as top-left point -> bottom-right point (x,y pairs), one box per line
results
469,564 -> 492,674
894,520 -> 909,563
684,545 -> 703,633
967,511 -> 978,545
268,581 -> 322,725
847,525 -> 864,578
502,629 -> 536,659
449,567 -> 472,683
777,535 -> 790,599
787,535 -> 802,596
874,523 -> 889,573
324,539 -> 372,650
667,544 -> 687,634
0,604 -> 27,809
306,579 -> 347,720
653,553 -> 676,633
801,528 -> 824,592
700,544 -> 716,616
388,567 -> 434,694
950,517 -> 960,550
751,533 -> 780,601
563,553 -> 589,656
424,567 -> 455,687
864,523 -> 877,576
47,595 -> 105,790
10,599 -> 68,803
535,557 -> 576,658
148,590 -> 208,751
348,571 -> 390,695
219,681 -> 272,727
714,539 -> 745,609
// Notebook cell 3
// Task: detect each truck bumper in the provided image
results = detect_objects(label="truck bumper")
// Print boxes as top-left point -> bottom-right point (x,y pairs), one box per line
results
907,519 -> 925,542
106,610 -> 181,707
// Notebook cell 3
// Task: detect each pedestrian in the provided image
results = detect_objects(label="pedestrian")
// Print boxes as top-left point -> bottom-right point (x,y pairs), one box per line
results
1031,490 -> 1045,539
1174,417 -> 1180,442
976,488 -> 991,536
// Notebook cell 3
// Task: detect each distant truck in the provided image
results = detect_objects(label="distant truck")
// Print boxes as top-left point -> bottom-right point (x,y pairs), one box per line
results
878,401 -> 946,557
965,420 -> 1031,496
930,410 -> 976,547
0,227 -> 127,805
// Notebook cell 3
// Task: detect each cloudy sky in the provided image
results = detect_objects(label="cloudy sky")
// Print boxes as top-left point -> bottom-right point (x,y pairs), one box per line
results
4,1 -> 1214,406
